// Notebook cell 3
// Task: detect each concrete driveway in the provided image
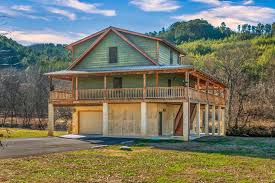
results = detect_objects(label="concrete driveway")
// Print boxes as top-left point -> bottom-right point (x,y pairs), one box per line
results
0,136 -> 135,159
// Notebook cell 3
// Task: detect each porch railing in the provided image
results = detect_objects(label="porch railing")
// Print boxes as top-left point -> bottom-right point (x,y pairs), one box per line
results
49,90 -> 73,101
49,87 -> 225,105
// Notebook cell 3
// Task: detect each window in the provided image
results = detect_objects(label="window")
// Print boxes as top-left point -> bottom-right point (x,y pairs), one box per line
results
170,49 -> 173,64
109,47 -> 118,63
113,77 -> 122,88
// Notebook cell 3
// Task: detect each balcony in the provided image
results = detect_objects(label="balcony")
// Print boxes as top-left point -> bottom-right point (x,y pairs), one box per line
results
49,86 -> 225,106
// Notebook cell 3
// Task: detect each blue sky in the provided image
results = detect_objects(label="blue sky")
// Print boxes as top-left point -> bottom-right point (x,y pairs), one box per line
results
0,0 -> 274,45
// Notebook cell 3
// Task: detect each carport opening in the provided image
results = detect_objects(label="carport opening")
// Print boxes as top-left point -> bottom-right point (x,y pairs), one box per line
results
54,107 -> 72,133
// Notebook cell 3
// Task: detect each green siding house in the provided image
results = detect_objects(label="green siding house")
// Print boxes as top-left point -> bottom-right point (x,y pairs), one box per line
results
46,26 -> 227,141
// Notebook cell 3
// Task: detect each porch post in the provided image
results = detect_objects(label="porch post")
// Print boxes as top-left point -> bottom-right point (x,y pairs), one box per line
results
204,104 -> 209,135
103,103 -> 109,136
72,77 -> 75,99
156,72 -> 159,96
48,103 -> 54,136
217,106 -> 222,136
196,103 -> 201,137
143,74 -> 146,99
75,77 -> 79,100
182,101 -> 189,141
104,75 -> 107,100
141,102 -> 147,136
212,105 -> 216,135
183,71 -> 190,141
222,108 -> 226,136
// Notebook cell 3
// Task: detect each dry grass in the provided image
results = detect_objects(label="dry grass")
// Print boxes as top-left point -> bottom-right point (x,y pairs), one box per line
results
0,136 -> 274,183
0,128 -> 67,139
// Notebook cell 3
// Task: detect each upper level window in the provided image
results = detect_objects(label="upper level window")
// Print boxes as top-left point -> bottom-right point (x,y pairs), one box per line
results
109,47 -> 118,63
170,49 -> 173,64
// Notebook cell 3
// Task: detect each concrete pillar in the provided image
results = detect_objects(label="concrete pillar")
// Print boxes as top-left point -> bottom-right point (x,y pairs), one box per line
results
222,108 -> 226,136
196,103 -> 201,137
217,106 -> 222,136
103,103 -> 109,136
141,102 -> 147,136
182,101 -> 189,141
48,103 -> 54,136
204,104 -> 209,135
212,105 -> 215,135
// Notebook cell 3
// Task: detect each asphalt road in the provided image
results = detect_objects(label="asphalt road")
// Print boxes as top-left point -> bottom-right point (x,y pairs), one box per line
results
0,136 -> 135,159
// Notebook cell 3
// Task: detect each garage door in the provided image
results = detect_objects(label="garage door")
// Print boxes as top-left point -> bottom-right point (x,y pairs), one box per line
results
79,111 -> 103,134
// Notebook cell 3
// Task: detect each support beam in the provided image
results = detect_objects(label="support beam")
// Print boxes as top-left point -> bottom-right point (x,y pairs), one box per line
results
104,75 -> 107,100
103,103 -> 108,136
143,74 -> 146,99
196,103 -> 201,137
72,77 -> 75,99
182,101 -> 189,141
141,102 -> 147,136
204,104 -> 209,135
217,106 -> 222,136
221,108 -> 225,136
212,105 -> 216,135
75,77 -> 79,100
48,103 -> 54,136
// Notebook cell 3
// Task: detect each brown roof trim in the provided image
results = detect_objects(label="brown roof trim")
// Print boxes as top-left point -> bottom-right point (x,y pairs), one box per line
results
67,28 -> 112,70
111,26 -> 185,55
65,27 -> 109,50
65,26 -> 185,55
112,28 -> 159,65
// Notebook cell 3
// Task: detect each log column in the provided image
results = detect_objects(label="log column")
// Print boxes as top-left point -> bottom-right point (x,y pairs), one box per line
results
143,74 -> 146,99
103,103 -> 109,136
183,72 -> 190,141
48,103 -> 54,136
182,101 -> 189,141
212,105 -> 216,135
217,106 -> 222,136
196,103 -> 201,137
141,102 -> 147,136
75,77 -> 79,100
204,104 -> 209,135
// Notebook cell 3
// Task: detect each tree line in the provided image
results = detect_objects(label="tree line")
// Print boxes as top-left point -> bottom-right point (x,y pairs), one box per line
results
147,19 -> 275,44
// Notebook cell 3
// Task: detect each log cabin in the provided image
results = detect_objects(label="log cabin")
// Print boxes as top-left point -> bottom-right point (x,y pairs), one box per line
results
45,26 -> 227,141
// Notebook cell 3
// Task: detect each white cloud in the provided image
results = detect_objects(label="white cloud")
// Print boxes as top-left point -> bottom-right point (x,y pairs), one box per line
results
11,5 -> 33,12
47,0 -> 116,16
243,0 -> 254,5
130,0 -> 181,12
1,29 -> 83,45
191,0 -> 222,6
173,4 -> 275,29
0,6 -> 48,21
48,8 -> 76,20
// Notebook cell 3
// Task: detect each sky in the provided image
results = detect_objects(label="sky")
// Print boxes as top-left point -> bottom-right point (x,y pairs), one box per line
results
0,0 -> 274,45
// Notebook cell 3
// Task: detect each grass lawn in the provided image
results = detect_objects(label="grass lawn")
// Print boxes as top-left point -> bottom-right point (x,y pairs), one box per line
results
0,128 -> 67,139
0,136 -> 274,183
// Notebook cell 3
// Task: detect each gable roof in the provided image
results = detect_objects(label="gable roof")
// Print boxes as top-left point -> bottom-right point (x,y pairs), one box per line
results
65,26 -> 185,55
67,27 -> 159,70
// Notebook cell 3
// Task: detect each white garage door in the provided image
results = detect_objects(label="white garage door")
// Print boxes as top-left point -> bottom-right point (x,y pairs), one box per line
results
79,111 -> 103,135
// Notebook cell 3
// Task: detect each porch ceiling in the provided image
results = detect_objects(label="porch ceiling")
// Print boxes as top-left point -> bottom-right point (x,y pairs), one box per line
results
44,65 -> 226,88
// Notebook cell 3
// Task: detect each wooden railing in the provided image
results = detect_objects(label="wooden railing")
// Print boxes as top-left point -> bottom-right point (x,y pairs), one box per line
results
107,88 -> 143,99
50,87 -> 225,105
146,87 -> 185,98
50,90 -> 73,101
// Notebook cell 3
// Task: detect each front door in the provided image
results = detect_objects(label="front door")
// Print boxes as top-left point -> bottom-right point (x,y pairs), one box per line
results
113,77 -> 122,88
158,112 -> 163,136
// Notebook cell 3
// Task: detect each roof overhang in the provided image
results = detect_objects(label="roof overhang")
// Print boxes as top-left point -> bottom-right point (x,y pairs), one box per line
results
45,65 -> 226,88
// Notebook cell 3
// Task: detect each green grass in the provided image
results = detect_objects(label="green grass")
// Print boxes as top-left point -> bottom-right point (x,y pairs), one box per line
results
0,128 -> 67,139
0,136 -> 274,182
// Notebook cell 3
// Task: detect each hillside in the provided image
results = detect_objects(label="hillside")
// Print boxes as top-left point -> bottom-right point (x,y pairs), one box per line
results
0,37 -> 70,71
